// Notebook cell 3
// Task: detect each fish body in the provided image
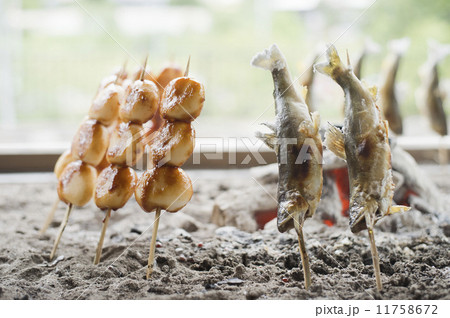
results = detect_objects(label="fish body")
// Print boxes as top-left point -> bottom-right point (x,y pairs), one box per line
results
317,45 -> 410,291
252,44 -> 323,233
316,45 -> 407,233
252,44 -> 323,289
379,38 -> 409,135
417,40 -> 450,136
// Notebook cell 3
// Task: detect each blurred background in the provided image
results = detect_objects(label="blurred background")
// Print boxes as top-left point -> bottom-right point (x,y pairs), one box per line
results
0,0 -> 449,147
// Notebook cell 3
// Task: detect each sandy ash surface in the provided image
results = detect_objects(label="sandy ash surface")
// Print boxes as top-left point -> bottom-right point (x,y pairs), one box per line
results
0,168 -> 449,300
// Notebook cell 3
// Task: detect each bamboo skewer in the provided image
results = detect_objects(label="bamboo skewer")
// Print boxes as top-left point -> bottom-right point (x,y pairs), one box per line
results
438,136 -> 448,165
140,56 -> 148,82
146,208 -> 161,279
294,219 -> 311,289
93,208 -> 112,265
50,203 -> 73,261
184,56 -> 191,77
365,212 -> 382,291
40,198 -> 59,235
367,227 -> 382,291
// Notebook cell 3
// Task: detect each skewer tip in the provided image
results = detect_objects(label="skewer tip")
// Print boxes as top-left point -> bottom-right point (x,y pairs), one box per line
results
140,55 -> 149,81
184,55 -> 191,77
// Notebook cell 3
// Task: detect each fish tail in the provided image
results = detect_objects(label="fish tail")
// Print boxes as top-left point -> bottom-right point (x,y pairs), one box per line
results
251,44 -> 287,72
314,44 -> 347,79
388,37 -> 410,56
427,39 -> 450,64
364,37 -> 381,55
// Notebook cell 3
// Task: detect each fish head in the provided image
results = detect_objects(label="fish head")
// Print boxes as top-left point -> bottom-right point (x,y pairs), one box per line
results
277,190 -> 308,233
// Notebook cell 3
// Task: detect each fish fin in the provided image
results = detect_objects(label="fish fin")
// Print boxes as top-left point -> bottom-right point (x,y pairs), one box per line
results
383,120 -> 390,139
314,44 -> 345,78
261,122 -> 277,133
251,44 -> 287,71
277,192 -> 308,232
387,205 -> 411,215
256,131 -> 277,152
367,85 -> 378,101
298,112 -> 320,137
300,85 -> 308,101
311,111 -> 321,135
324,124 -> 346,160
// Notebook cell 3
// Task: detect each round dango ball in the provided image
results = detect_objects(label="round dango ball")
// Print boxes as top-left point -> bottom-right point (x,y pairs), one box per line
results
94,164 -> 137,210
57,160 -> 97,206
150,121 -> 195,167
135,166 -> 193,213
89,84 -> 124,126
107,122 -> 144,166
160,77 -> 205,122
119,80 -> 159,124
71,119 -> 110,167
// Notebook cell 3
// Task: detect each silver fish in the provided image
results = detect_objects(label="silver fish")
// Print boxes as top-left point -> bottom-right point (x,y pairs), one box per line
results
252,44 -> 323,289
316,45 -> 409,290
416,40 -> 450,136
379,38 -> 410,135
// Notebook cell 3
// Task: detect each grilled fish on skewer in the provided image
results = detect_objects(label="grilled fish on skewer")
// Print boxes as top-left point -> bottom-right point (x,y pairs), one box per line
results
379,38 -> 410,135
416,40 -> 450,136
251,44 -> 323,289
316,45 -> 409,290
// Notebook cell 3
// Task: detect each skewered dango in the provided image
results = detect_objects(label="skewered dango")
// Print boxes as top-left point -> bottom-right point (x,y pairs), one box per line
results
92,62 -> 150,265
50,160 -> 97,260
135,58 -> 203,279
48,66 -> 124,258
71,118 -> 110,166
92,164 -> 138,265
